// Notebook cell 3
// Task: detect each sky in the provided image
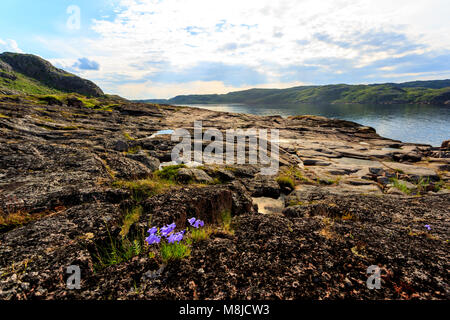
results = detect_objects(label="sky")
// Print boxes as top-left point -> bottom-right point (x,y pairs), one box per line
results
0,0 -> 449,99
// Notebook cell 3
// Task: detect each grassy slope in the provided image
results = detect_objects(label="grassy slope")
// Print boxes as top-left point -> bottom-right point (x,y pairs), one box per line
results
0,71 -> 64,95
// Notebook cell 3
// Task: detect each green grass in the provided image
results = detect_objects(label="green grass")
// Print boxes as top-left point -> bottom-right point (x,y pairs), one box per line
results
0,90 -> 121,112
78,97 -> 100,108
160,242 -> 191,263
433,179 -> 447,192
389,177 -> 448,195
112,166 -> 190,203
288,200 -> 307,207
155,164 -> 186,182
189,227 -> 212,242
33,115 -> 55,123
415,177 -> 448,194
90,227 -> 146,272
220,210 -> 233,233
126,146 -> 142,154
123,131 -> 135,141
415,177 -> 430,194
37,95 -> 63,105
316,178 -> 334,186
113,178 -> 174,202
0,72 -> 63,95
276,176 -> 295,189
281,166 -> 313,184
390,178 -> 413,195
120,206 -> 143,238
326,176 -> 342,185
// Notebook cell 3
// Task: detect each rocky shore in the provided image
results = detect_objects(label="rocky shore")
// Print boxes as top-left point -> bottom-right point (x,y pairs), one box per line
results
0,98 -> 449,300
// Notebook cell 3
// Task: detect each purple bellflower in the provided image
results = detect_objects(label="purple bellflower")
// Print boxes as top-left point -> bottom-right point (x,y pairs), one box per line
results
147,226 -> 158,235
161,223 -> 176,237
189,217 -> 205,228
168,231 -> 185,244
145,234 -> 161,245
193,219 -> 204,228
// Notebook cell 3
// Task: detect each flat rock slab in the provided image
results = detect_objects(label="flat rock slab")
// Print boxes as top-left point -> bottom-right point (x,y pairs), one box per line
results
382,162 -> 439,180
343,179 -> 378,186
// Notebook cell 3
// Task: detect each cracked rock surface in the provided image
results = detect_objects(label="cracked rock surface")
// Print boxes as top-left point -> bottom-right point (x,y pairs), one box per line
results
0,100 -> 449,300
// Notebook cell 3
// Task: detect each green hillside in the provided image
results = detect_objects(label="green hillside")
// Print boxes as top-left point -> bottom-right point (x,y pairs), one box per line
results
0,69 -> 65,95
0,52 -> 104,97
139,80 -> 450,106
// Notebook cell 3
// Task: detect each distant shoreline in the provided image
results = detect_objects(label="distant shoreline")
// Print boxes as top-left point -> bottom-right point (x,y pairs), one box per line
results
134,79 -> 450,106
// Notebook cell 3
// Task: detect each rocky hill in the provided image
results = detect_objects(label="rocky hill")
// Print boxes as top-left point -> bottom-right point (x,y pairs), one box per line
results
0,52 -> 104,97
140,80 -> 450,106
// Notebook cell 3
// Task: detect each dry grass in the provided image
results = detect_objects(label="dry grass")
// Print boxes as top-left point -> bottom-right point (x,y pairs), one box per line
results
319,217 -> 336,240
120,206 -> 143,238
0,209 -> 33,227
0,206 -> 66,231
341,211 -> 357,221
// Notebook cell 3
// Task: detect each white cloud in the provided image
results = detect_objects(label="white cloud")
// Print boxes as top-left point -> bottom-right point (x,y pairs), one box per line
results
36,0 -> 450,98
92,0 -> 449,64
0,39 -> 23,53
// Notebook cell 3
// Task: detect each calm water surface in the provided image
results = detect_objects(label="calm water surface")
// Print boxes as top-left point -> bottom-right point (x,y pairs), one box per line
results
179,103 -> 450,147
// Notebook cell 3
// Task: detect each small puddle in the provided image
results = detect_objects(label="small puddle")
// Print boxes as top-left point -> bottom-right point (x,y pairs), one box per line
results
149,129 -> 174,138
252,196 -> 285,214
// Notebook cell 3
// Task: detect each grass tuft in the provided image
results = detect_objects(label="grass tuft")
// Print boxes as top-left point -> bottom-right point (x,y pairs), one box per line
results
113,178 -> 174,202
120,206 -> 143,238
390,178 -> 413,195
189,227 -> 212,242
220,210 -> 233,234
155,164 -> 186,182
276,175 -> 295,189
160,242 -> 191,263
123,131 -> 135,141
0,209 -> 49,232
126,146 -> 142,154
91,227 -> 146,272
